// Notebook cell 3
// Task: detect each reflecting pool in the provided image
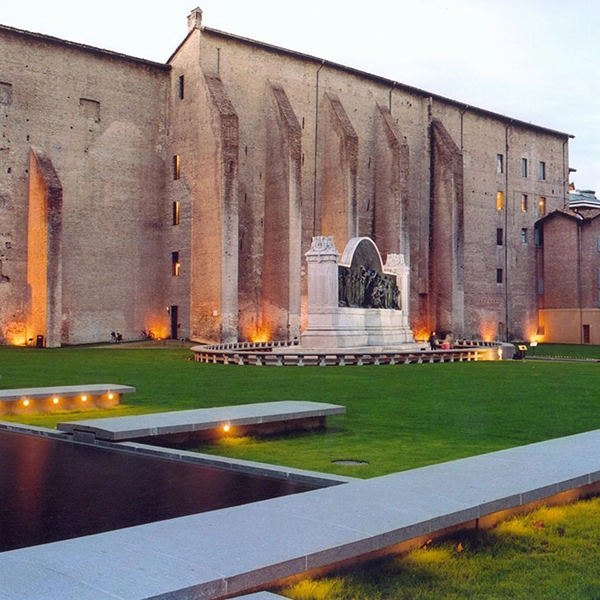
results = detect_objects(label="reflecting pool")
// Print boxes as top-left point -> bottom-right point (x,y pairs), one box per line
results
0,429 -> 314,552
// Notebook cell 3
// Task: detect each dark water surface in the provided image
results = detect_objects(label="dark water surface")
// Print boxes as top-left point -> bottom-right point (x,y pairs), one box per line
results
0,429 -> 314,553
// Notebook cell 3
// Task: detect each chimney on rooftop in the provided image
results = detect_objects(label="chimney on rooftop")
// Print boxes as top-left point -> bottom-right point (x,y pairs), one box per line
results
188,7 -> 203,31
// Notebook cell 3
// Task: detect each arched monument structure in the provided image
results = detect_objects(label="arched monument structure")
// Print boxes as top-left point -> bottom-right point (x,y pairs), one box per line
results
301,236 -> 415,349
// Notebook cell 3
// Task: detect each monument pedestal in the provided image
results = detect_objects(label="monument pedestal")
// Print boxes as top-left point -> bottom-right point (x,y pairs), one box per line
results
301,306 -> 414,349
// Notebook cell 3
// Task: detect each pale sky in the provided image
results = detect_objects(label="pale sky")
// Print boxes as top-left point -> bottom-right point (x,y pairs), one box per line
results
2,0 -> 599,192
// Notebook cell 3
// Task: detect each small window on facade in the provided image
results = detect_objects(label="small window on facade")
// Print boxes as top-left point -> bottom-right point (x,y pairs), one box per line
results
496,154 -> 504,174
496,228 -> 503,246
539,161 -> 546,180
173,155 -> 181,180
521,228 -> 528,243
0,82 -> 13,105
496,191 -> 504,211
496,268 -> 503,284
178,75 -> 185,100
172,251 -> 180,276
597,236 -> 600,252
534,227 -> 543,246
521,194 -> 528,212
538,197 -> 546,216
172,201 -> 180,226
521,158 -> 528,177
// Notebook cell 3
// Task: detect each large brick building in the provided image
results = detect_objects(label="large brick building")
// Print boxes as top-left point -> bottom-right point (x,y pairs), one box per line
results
0,8 -> 573,347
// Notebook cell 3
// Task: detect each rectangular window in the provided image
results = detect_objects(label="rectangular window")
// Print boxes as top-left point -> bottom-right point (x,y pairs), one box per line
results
0,82 -> 13,105
521,228 -> 528,243
597,236 -> 600,252
538,197 -> 546,216
173,155 -> 181,180
496,268 -> 503,284
539,161 -> 546,180
534,227 -> 543,246
172,201 -> 180,226
496,228 -> 503,246
496,154 -> 504,174
496,190 -> 504,211
521,158 -> 528,178
171,251 -> 180,276
178,75 -> 185,100
521,194 -> 528,212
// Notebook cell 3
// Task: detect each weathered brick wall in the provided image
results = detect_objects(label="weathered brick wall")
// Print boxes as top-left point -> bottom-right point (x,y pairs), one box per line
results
542,214 -> 580,308
183,26 -> 570,342
0,16 -> 572,346
539,210 -> 600,343
0,27 -> 169,345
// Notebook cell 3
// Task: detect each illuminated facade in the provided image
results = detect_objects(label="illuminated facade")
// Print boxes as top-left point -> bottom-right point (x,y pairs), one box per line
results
0,9 -> 572,346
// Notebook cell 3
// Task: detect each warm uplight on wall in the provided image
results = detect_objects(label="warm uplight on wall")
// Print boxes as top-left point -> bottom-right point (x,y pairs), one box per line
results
81,395 -> 88,402
53,397 -> 59,405
108,393 -> 114,400
223,424 -> 231,433
3,322 -> 28,346
247,323 -> 272,343
413,328 -> 431,343
23,399 -> 30,407
480,322 -> 496,343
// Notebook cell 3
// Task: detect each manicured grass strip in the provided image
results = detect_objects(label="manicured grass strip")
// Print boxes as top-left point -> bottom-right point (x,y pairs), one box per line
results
1,346 -> 600,478
278,497 -> 600,600
530,343 -> 600,360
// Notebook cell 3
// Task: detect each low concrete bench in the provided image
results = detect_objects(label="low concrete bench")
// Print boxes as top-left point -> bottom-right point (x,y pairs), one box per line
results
57,400 -> 346,443
0,384 -> 135,415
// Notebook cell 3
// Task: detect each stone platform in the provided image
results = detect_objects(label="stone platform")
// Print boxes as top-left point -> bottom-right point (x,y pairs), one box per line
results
57,401 -> 346,442
1,429 -> 598,599
0,384 -> 135,415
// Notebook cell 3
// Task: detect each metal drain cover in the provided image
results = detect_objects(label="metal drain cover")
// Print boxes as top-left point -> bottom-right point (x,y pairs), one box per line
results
332,459 -> 369,466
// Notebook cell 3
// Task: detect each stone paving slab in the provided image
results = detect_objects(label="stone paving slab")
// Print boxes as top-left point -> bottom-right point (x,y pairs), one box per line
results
57,401 -> 346,441
1,429 -> 599,599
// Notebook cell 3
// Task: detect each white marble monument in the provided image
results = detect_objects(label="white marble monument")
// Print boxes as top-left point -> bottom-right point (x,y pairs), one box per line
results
301,236 -> 415,349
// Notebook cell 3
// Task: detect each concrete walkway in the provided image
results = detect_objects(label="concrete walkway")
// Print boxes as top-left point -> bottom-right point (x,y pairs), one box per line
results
1,429 -> 598,599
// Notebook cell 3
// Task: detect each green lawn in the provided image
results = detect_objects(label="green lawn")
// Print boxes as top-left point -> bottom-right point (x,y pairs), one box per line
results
2,344 -> 599,598
1,344 -> 599,477
530,343 -> 600,360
